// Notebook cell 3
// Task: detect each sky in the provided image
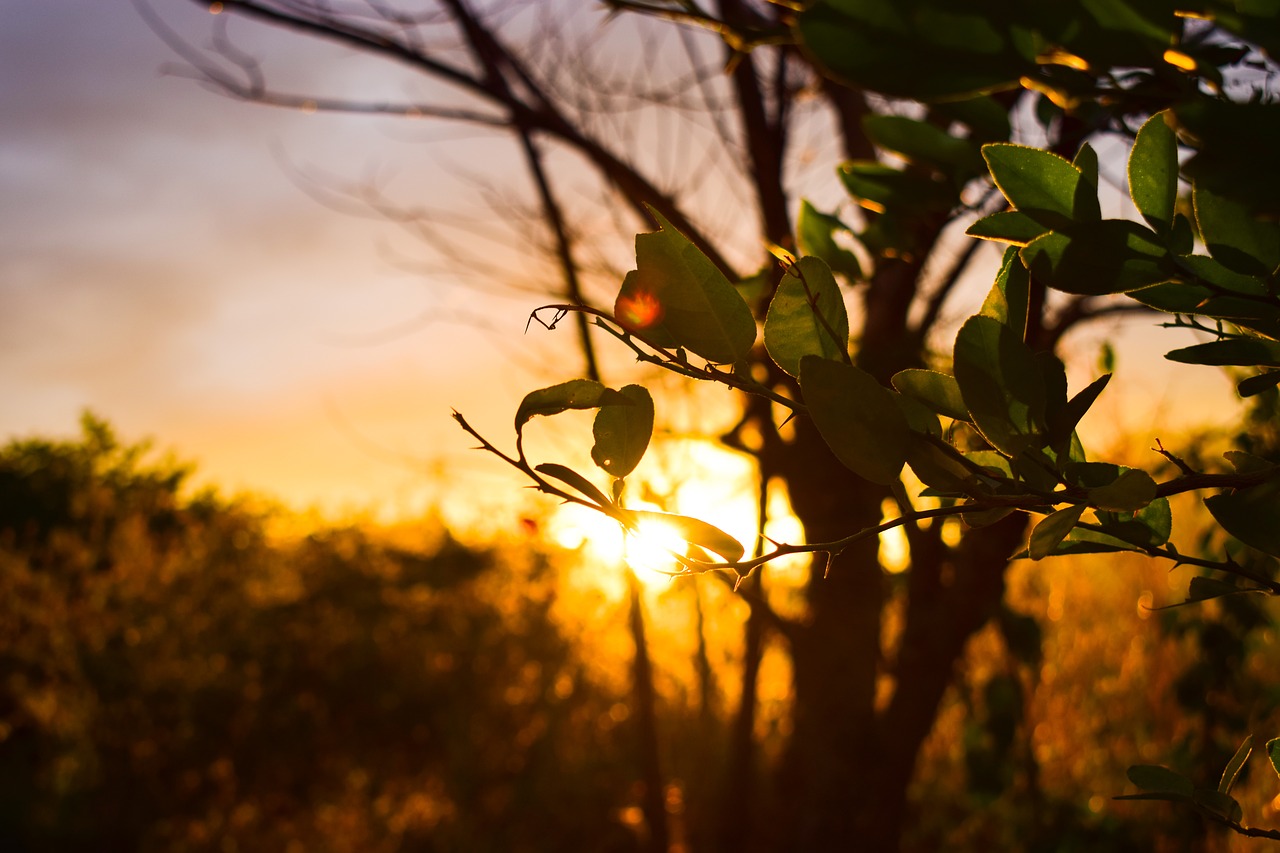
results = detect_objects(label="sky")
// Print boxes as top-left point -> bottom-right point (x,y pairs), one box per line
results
1,1 -> 1246,525
1,0 -> 593,522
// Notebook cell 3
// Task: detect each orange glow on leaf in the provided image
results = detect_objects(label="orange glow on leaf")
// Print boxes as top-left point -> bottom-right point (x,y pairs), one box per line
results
617,290 -> 663,331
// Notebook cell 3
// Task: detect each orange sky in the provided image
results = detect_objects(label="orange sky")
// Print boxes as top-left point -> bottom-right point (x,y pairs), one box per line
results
1,1 -> 1247,525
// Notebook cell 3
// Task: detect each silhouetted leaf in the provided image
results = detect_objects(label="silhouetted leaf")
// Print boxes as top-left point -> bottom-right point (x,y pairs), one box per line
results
1129,111 -> 1178,235
516,380 -> 625,432
1127,765 -> 1194,798
535,463 -> 614,509
1165,339 -> 1280,368
591,385 -> 654,478
1194,788 -> 1243,822
615,207 -> 756,363
1206,478 -> 1280,558
765,256 -> 850,376
800,356 -> 909,485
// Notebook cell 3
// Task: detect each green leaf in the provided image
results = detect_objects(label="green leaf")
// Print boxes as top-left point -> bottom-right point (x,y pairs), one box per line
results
1127,765 -> 1194,798
1165,339 -> 1280,368
591,385 -> 655,478
795,0 -> 1034,100
839,160 -> 956,213
1029,505 -> 1087,560
800,356 -> 910,485
615,207 -> 756,364
535,463 -> 614,510
982,143 -> 1089,230
1096,497 -> 1172,548
1065,461 -> 1121,489
1129,110 -> 1179,235
1206,478 -> 1280,558
1174,254 -> 1269,296
765,256 -> 851,376
1030,527 -> 1141,557
891,369 -> 970,421
965,210 -> 1049,246
1088,468 -> 1157,512
1267,738 -> 1280,780
797,200 -> 863,279
516,379 -> 623,432
627,509 -> 744,563
1047,373 -> 1111,448
894,393 -> 942,437
1195,183 -> 1280,277
1071,143 -> 1102,220
1020,220 -> 1172,295
862,113 -> 985,177
906,440 -> 973,492
980,246 -> 1030,337
953,315 -> 1047,456
1219,736 -> 1253,795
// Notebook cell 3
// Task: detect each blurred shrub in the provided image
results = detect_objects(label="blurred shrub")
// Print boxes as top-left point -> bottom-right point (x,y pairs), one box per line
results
0,415 -> 638,852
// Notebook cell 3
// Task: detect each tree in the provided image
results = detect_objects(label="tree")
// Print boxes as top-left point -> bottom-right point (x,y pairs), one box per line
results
145,0 -> 1280,848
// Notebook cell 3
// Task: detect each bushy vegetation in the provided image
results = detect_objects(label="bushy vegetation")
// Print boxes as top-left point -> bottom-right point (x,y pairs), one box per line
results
0,415 -> 640,852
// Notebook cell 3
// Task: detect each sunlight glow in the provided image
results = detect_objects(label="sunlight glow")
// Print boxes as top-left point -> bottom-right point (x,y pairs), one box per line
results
616,290 -> 663,330
624,515 -> 690,576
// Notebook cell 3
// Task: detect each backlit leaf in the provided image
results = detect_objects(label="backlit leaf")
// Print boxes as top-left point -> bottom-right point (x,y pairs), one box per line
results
797,201 -> 863,280
966,210 -> 1049,246
954,315 -> 1047,456
765,256 -> 850,376
1029,505 -> 1087,560
1220,736 -> 1253,795
983,143 -> 1087,230
1088,468 -> 1157,512
1129,111 -> 1179,235
891,369 -> 970,421
627,509 -> 744,563
800,356 -> 910,485
1021,220 -> 1172,295
615,207 -> 756,364
1195,183 -> 1280,277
